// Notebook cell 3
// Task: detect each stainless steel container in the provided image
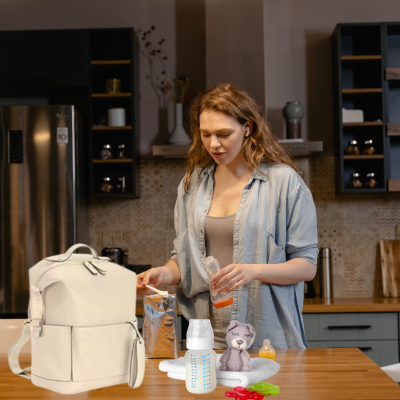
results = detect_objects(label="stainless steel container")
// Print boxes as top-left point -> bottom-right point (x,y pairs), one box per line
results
320,247 -> 333,298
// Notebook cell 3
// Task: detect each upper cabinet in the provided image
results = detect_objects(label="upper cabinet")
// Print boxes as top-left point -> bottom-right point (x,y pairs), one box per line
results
332,23 -> 400,193
0,30 -> 89,93
0,28 -> 140,198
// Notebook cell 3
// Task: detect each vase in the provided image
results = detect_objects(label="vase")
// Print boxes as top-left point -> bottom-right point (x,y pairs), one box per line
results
167,103 -> 192,145
282,101 -> 304,139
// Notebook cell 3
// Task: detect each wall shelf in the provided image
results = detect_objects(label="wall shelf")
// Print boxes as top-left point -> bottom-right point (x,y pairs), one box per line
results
93,159 -> 132,163
385,68 -> 400,80
89,28 -> 139,198
343,122 -> 383,126
387,124 -> 400,136
342,88 -> 382,94
92,60 -> 131,65
341,55 -> 382,60
92,126 -> 132,130
343,155 -> 384,160
92,93 -> 131,98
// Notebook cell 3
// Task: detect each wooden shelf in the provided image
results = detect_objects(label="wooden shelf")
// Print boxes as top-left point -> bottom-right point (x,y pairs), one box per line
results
93,159 -> 132,163
343,121 -> 383,126
387,124 -> 400,136
92,93 -> 131,98
91,60 -> 131,65
341,55 -> 381,61
388,180 -> 400,192
92,126 -> 132,130
343,154 -> 384,160
93,158 -> 132,164
342,88 -> 382,94
385,68 -> 400,80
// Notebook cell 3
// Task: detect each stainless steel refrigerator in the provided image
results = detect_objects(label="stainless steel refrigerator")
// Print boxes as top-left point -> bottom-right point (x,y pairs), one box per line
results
0,105 -> 88,315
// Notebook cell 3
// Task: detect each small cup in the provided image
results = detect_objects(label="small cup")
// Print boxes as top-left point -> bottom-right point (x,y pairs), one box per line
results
108,108 -> 125,127
364,172 -> 378,188
101,177 -> 113,193
363,140 -> 376,155
347,140 -> 360,155
105,78 -> 121,93
100,144 -> 112,160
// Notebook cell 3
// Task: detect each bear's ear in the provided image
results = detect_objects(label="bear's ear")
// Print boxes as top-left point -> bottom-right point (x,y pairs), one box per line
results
227,321 -> 239,332
246,323 -> 256,338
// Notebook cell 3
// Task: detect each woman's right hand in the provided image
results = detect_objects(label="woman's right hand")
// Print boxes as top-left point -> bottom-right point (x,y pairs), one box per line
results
136,267 -> 164,296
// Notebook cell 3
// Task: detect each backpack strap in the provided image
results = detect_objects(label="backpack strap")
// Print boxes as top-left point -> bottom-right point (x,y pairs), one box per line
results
128,321 -> 146,388
8,320 -> 32,380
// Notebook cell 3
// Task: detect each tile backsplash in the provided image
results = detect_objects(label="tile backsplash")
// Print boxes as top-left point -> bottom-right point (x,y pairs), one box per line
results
88,157 -> 400,298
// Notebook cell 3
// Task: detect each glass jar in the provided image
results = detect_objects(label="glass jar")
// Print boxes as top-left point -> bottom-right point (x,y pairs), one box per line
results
118,144 -> 128,159
364,172 -> 378,188
347,140 -> 360,155
349,172 -> 362,188
100,177 -> 113,193
363,139 -> 376,155
100,144 -> 112,160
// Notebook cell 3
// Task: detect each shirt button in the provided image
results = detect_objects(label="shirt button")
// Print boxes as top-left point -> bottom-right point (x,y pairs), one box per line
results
233,306 -> 237,310
200,230 -> 203,235
234,239 -> 238,244
241,197 -> 245,202
236,218 -> 239,221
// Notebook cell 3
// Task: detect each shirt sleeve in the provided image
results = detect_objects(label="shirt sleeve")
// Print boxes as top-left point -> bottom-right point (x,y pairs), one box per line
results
284,187 -> 319,264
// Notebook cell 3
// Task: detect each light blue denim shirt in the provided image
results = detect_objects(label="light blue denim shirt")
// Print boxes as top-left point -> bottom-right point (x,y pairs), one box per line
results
171,162 -> 318,349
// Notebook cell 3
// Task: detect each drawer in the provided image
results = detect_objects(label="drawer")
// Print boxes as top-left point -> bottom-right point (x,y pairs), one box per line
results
303,313 -> 398,341
307,340 -> 399,367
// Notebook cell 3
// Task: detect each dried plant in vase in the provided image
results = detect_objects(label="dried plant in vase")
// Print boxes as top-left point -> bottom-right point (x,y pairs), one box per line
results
140,26 -> 192,145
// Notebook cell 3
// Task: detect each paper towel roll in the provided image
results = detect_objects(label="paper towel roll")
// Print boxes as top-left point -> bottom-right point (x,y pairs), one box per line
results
108,108 -> 126,127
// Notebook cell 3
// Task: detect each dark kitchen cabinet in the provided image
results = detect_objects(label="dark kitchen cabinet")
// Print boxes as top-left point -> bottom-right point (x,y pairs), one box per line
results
0,30 -> 89,93
332,23 -> 400,193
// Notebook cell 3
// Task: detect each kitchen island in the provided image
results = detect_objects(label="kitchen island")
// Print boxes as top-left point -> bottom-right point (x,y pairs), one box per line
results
1,349 -> 399,399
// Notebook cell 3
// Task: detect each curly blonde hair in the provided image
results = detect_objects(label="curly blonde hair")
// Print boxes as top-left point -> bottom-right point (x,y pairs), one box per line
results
183,83 -> 301,192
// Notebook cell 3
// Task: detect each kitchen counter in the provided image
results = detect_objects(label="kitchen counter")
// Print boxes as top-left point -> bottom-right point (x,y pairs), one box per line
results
1,349 -> 399,399
303,297 -> 400,313
136,297 -> 400,316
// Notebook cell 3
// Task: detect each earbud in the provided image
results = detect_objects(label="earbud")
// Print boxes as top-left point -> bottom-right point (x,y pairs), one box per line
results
245,128 -> 250,137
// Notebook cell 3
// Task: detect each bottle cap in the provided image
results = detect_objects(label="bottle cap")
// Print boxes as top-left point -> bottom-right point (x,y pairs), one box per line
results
186,319 -> 214,350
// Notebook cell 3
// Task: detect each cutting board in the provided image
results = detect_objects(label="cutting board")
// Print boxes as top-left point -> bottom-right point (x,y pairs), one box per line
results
380,225 -> 400,297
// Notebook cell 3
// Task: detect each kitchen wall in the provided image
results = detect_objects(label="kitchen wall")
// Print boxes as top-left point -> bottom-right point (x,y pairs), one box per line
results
89,156 -> 400,298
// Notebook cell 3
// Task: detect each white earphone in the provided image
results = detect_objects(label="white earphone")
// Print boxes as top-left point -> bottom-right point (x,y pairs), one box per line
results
245,127 -> 250,137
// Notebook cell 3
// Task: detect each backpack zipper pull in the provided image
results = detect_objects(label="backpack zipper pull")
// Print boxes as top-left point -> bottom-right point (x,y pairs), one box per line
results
89,261 -> 107,275
83,261 -> 98,275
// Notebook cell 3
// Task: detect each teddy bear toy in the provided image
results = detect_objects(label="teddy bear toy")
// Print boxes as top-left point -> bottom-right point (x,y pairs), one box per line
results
219,321 -> 256,372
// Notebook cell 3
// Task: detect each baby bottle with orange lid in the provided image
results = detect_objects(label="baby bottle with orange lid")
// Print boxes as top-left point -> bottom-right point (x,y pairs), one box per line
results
259,339 -> 276,359
202,256 -> 233,309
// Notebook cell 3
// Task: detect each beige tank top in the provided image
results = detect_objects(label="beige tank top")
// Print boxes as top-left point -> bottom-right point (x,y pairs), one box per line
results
204,214 -> 235,269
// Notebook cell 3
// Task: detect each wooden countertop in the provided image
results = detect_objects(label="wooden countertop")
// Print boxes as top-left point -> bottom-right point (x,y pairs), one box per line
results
303,297 -> 400,313
136,297 -> 400,316
1,349 -> 399,399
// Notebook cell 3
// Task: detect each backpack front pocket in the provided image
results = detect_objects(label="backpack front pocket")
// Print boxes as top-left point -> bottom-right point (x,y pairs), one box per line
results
31,325 -> 72,382
72,323 -> 134,382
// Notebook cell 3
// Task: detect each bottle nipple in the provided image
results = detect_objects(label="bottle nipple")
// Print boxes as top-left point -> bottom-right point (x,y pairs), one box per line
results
259,339 -> 276,359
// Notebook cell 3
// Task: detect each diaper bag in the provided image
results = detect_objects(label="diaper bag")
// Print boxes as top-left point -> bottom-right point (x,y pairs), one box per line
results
8,243 -> 145,394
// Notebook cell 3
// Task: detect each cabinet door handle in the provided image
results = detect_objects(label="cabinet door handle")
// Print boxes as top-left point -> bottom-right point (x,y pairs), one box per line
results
326,325 -> 372,330
358,347 -> 372,351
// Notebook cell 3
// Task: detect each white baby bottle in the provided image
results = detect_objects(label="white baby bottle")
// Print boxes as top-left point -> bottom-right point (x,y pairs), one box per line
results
185,319 -> 217,394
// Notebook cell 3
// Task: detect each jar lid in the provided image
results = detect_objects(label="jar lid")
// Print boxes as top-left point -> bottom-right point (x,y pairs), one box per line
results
349,140 -> 358,145
103,177 -> 111,182
366,172 -> 375,178
118,144 -> 126,149
365,139 -> 373,145
103,144 -> 111,149
351,173 -> 361,178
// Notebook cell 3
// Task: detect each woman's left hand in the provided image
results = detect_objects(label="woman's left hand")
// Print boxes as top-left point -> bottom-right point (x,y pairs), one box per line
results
210,264 -> 258,293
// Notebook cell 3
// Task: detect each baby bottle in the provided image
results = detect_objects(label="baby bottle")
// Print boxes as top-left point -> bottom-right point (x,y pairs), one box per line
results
259,339 -> 276,359
203,256 -> 233,309
185,319 -> 217,394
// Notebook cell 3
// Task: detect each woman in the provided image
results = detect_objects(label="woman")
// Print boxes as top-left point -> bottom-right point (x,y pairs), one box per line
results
137,83 -> 318,350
